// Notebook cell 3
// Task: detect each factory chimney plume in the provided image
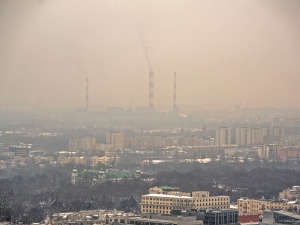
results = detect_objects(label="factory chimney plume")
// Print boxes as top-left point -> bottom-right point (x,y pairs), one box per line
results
149,71 -> 154,109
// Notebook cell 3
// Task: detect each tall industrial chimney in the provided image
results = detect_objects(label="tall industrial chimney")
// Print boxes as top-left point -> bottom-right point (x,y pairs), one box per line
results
173,71 -> 177,111
86,77 -> 89,111
149,71 -> 154,109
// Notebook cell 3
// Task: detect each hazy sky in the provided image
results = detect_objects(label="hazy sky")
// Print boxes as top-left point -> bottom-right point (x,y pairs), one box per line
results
1,0 -> 300,110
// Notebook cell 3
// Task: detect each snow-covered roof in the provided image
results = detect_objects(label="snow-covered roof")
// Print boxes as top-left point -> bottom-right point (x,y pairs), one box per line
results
142,193 -> 193,199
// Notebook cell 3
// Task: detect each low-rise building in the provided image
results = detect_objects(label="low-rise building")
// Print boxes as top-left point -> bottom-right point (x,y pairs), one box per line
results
91,155 -> 111,167
278,148 -> 300,162
238,197 -> 292,215
71,168 -> 136,185
192,191 -> 230,210
141,188 -> 230,214
9,144 -> 32,157
279,186 -> 300,201
171,208 -> 238,225
140,194 -> 195,214
203,209 -> 238,225
259,210 -> 300,225
29,150 -> 46,157
53,212 -> 203,225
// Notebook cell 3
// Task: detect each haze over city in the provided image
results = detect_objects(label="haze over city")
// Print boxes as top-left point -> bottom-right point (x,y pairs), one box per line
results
1,0 -> 300,110
4,1 -> 300,224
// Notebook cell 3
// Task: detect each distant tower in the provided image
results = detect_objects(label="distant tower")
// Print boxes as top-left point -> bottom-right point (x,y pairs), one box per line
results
71,167 -> 78,185
98,168 -> 105,183
135,167 -> 142,179
86,77 -> 89,111
149,71 -> 154,109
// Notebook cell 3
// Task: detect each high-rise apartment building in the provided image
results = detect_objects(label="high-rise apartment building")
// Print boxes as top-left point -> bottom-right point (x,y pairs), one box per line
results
236,127 -> 252,146
273,127 -> 284,145
68,138 -> 96,151
261,127 -> 284,145
106,131 -> 124,150
215,127 -> 232,146
234,127 -> 283,146
257,145 -> 280,160
251,128 -> 263,145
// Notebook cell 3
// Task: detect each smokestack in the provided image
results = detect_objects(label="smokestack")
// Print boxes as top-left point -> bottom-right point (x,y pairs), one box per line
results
149,71 -> 154,109
173,71 -> 177,111
86,77 -> 89,111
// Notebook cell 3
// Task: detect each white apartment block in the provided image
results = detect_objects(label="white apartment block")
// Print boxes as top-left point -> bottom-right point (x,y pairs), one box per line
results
236,127 -> 252,146
215,127 -> 232,146
234,127 -> 284,146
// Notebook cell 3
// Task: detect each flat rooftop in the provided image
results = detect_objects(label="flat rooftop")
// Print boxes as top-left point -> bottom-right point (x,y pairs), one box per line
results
275,210 -> 300,220
143,194 -> 193,199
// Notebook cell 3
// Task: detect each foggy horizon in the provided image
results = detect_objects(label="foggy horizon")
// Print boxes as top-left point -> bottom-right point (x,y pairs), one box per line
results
1,0 -> 300,111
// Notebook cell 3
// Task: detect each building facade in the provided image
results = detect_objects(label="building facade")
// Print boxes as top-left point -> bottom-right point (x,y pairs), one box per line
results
106,131 -> 124,150
203,209 -> 238,225
236,127 -> 252,146
279,186 -> 300,200
257,145 -> 280,160
141,188 -> 230,214
68,138 -> 96,151
140,194 -> 195,214
238,197 -> 292,215
192,191 -> 230,210
215,127 -> 232,146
